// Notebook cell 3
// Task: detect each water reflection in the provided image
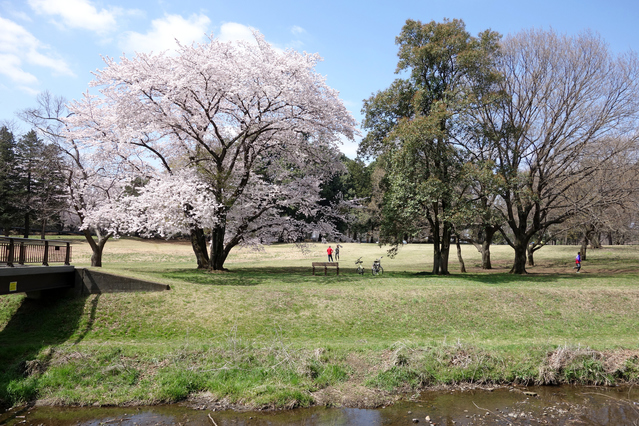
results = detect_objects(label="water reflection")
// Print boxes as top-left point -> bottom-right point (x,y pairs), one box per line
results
1,386 -> 637,425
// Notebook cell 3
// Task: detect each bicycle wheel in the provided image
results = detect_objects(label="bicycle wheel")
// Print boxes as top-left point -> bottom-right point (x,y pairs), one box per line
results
357,266 -> 364,275
372,267 -> 378,276
378,266 -> 383,275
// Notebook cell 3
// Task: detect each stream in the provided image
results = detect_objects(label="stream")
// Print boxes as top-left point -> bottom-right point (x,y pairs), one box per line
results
1,386 -> 638,425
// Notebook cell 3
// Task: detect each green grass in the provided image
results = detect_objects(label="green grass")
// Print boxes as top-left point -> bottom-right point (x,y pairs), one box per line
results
1,239 -> 639,409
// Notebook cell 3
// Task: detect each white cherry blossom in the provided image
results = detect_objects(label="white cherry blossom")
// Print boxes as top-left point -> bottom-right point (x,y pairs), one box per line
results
66,31 -> 357,269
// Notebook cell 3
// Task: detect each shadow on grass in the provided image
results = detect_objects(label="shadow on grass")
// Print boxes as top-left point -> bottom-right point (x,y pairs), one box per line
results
0,292 -> 96,408
161,267 -> 349,286
386,270 -> 585,285
158,266 -> 589,287
455,272 -> 586,284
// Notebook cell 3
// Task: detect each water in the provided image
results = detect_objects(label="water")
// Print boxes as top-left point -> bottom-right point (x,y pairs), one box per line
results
1,386 -> 638,425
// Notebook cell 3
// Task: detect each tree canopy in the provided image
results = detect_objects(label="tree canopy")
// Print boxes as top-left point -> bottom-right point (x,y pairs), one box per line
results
361,18 -> 502,274
360,22 -> 639,274
64,31 -> 357,270
476,29 -> 639,273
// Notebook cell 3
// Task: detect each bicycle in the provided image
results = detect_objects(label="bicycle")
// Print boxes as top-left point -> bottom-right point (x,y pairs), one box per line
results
355,257 -> 365,275
372,256 -> 383,276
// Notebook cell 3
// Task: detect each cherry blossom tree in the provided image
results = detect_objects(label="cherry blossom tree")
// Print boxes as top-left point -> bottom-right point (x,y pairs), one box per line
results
65,31 -> 357,270
20,92 -> 144,266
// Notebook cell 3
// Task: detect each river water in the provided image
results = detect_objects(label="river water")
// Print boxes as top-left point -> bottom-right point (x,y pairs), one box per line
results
1,386 -> 638,425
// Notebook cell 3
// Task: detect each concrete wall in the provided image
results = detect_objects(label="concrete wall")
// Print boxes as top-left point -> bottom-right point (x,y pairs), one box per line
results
1,266 -> 75,296
74,268 -> 170,296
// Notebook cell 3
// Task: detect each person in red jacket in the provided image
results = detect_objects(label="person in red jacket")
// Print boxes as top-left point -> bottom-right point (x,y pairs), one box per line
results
327,246 -> 334,262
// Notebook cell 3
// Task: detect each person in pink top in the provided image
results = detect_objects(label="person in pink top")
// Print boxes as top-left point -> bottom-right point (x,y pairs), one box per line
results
327,246 -> 334,262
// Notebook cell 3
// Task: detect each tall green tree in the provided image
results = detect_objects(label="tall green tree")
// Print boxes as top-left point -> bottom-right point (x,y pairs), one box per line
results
360,19 -> 501,274
343,157 -> 377,241
28,142 -> 68,238
1,128 -> 69,239
15,130 -> 43,238
315,154 -> 378,242
0,126 -> 21,235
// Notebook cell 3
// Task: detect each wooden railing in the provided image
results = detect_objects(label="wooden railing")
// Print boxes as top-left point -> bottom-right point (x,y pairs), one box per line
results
0,237 -> 72,267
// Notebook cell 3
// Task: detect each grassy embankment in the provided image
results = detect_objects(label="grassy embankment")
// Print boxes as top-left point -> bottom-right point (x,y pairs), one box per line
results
1,238 -> 639,409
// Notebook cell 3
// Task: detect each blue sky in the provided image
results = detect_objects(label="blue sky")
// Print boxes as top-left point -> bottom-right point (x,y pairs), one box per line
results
1,0 -> 637,157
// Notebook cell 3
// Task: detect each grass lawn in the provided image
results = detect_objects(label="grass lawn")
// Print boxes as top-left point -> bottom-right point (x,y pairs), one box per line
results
1,238 -> 639,409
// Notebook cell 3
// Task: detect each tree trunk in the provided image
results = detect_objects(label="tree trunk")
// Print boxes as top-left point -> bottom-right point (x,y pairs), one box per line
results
481,247 -> 491,269
24,170 -> 31,239
83,229 -> 109,267
190,227 -> 210,269
90,248 -> 102,267
209,221 -> 228,271
432,222 -> 451,275
480,226 -> 496,269
592,232 -> 602,249
510,239 -> 528,274
456,236 -> 466,273
92,238 -> 108,267
23,212 -> 30,238
40,218 -> 47,239
440,225 -> 451,274
580,237 -> 588,261
210,248 -> 228,270
527,244 -> 535,267
431,221 -> 442,274
480,239 -> 493,268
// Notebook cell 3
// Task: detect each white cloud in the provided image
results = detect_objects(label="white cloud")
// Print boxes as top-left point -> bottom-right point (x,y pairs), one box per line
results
2,2 -> 33,23
120,13 -> 210,54
0,15 -> 36,55
291,25 -> 305,35
218,22 -> 256,43
18,85 -> 41,96
0,15 -> 75,89
27,0 -> 119,35
0,53 -> 38,84
26,49 -> 73,74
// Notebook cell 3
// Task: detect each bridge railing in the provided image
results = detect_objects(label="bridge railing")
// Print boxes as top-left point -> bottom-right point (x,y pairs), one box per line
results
0,237 -> 72,267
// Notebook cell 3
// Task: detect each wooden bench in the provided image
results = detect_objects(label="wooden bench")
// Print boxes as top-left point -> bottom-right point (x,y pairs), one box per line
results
312,262 -> 339,276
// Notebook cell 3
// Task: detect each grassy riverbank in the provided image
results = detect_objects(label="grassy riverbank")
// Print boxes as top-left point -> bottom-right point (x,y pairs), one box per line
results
1,239 -> 639,409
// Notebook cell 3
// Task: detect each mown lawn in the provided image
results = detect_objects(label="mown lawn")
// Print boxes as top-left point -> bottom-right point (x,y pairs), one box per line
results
1,238 -> 638,408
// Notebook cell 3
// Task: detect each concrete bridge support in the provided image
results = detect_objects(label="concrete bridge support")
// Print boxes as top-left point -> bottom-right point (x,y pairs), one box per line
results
0,267 -> 170,298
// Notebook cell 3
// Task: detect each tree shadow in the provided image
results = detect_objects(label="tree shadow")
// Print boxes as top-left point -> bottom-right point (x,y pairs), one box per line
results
452,273 -> 556,284
73,294 -> 100,345
160,266 -> 369,286
403,269 -> 591,284
157,266 -> 591,287
456,271 -> 589,284
161,269 -> 263,286
0,291 -> 95,408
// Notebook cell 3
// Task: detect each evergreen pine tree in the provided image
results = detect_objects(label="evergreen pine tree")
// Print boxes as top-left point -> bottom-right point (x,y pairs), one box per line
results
0,126 -> 22,235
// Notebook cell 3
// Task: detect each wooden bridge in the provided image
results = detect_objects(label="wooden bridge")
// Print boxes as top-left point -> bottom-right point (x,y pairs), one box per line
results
0,237 -> 74,296
0,236 -> 71,267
